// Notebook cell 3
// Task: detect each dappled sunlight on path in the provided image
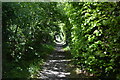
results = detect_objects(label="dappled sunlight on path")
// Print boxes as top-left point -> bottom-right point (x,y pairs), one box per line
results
37,44 -> 72,79
37,44 -> 97,80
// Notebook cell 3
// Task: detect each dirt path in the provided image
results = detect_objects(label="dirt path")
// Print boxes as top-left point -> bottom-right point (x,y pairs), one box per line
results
37,44 -> 96,80
37,44 -> 74,79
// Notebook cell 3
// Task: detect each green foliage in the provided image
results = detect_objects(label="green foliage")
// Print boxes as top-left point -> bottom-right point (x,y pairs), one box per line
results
2,2 -> 57,79
2,2 -> 120,79
62,2 -> 120,79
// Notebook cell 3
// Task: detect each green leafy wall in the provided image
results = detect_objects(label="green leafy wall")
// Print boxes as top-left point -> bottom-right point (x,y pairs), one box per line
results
63,2 -> 120,79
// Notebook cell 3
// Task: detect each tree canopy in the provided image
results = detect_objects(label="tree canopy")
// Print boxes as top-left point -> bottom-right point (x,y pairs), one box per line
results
2,2 -> 120,79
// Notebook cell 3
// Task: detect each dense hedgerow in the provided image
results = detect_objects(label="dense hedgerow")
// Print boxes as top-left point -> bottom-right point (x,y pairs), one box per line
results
63,2 -> 120,79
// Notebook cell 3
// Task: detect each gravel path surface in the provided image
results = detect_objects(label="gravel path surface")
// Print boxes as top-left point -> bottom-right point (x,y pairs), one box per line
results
38,44 -> 72,79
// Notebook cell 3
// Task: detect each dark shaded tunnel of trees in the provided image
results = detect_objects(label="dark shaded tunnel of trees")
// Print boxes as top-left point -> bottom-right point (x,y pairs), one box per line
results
2,2 -> 120,80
